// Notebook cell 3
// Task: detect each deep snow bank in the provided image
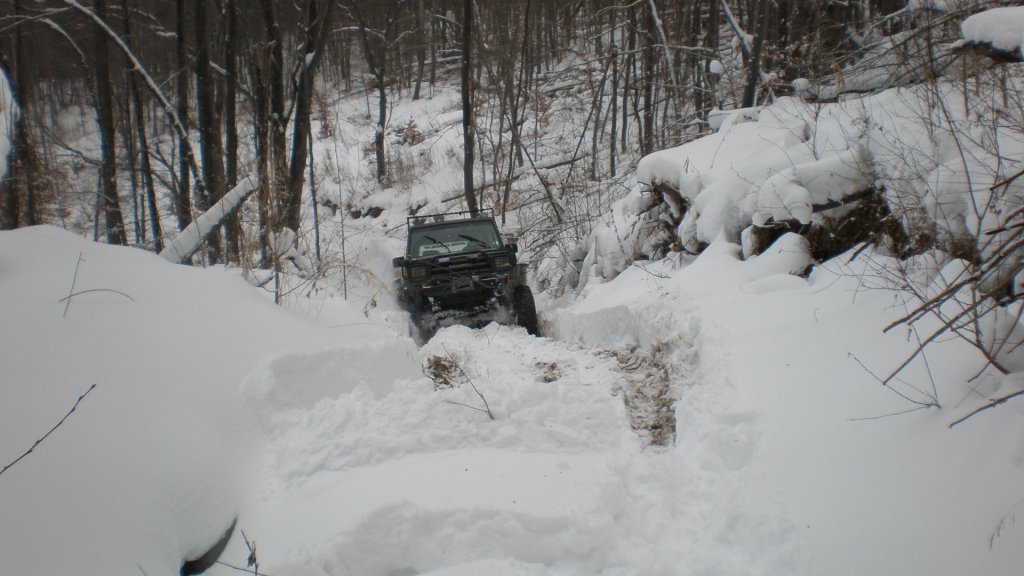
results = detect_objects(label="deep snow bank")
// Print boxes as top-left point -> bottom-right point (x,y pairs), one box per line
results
0,226 -> 415,575
215,324 -> 642,575
624,83 -> 1024,265
550,237 -> 1024,576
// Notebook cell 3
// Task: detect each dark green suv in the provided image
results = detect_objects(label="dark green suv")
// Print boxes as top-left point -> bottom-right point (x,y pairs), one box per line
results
393,210 -> 539,338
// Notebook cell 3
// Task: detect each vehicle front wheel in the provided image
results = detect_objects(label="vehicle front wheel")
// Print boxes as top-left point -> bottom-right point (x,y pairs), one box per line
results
512,285 -> 540,336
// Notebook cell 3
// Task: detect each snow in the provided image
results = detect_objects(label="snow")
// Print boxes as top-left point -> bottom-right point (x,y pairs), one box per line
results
635,83 -> 1024,258
0,226 -> 417,575
552,240 -> 1024,576
5,218 -> 1022,575
961,6 -> 1024,55
159,176 -> 256,263
4,9 -> 1024,576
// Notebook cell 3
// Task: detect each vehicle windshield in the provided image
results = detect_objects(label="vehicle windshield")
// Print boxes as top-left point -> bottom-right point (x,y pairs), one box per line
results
409,220 -> 502,257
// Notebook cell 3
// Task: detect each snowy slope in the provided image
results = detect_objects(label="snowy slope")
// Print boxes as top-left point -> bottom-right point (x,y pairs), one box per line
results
0,226 -> 418,575
4,223 -> 1022,576
5,7 -> 1024,575
553,238 -> 1024,576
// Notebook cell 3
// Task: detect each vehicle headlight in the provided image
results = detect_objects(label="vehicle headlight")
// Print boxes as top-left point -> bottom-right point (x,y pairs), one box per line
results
493,256 -> 511,269
409,266 -> 427,280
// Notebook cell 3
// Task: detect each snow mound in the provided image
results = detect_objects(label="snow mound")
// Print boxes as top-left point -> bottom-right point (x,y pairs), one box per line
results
0,226 -> 404,575
552,238 -> 1024,576
220,324 -> 647,575
243,340 -> 419,416
631,83 -> 1024,267
961,6 -> 1024,56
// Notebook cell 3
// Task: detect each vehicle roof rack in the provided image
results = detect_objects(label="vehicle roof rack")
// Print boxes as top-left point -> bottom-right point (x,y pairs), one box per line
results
406,208 -> 494,227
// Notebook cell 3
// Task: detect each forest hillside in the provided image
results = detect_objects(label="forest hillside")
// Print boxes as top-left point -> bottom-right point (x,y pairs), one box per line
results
2,1 -> 1024,575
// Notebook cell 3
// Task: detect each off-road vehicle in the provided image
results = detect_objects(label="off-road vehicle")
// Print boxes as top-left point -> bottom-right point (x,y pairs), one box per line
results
393,209 -> 539,338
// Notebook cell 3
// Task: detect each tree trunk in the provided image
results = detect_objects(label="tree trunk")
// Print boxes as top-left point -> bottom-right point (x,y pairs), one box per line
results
285,0 -> 336,234
349,1 -> 390,185
94,0 -> 128,245
375,75 -> 388,184
609,5 -> 618,178
194,0 -> 225,261
175,0 -> 192,231
160,177 -> 257,264
224,0 -> 241,262
412,0 -> 427,100
623,6 -> 637,152
1,99 -> 23,229
258,0 -> 288,232
252,59 -> 272,267
641,8 -> 656,156
461,0 -> 478,214
122,0 -> 162,252
3,0 -> 36,229
645,0 -> 683,136
742,0 -> 768,108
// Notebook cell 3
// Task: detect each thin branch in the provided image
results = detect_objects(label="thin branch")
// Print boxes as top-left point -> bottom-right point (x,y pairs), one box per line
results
989,495 -> 1024,550
848,405 -> 932,421
949,387 -> 1024,429
441,344 -> 494,420
441,399 -> 492,415
0,384 -> 97,478
241,528 -> 259,576
58,288 -> 136,304
848,352 -> 939,408
63,252 -> 84,318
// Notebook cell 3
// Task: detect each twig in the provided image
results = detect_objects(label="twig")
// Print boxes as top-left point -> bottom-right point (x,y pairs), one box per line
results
214,560 -> 269,576
58,289 -> 136,304
848,405 -> 932,421
0,384 -> 97,478
241,528 -> 259,576
441,399 -> 493,415
848,352 -> 939,408
989,495 -> 1024,550
63,252 -> 84,318
441,344 -> 495,420
949,388 -> 1024,429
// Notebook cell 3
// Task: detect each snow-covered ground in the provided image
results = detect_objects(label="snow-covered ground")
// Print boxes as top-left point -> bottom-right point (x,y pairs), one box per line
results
3,221 -> 1023,575
4,7 -> 1024,575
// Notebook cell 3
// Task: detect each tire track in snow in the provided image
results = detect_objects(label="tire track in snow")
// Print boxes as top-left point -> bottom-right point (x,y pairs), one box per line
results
548,290 -> 809,575
233,305 -> 804,575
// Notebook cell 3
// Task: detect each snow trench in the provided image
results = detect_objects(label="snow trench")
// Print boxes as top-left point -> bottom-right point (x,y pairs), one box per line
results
219,265 -> 806,576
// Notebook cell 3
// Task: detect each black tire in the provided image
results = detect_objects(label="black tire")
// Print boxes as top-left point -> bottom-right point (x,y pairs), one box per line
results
513,285 -> 540,336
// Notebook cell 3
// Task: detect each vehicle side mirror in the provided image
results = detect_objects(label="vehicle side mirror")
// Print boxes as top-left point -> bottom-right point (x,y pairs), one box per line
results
392,257 -> 405,267
507,243 -> 518,253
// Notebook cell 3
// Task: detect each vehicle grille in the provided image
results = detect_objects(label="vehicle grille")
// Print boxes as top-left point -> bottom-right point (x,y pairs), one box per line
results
429,255 -> 491,277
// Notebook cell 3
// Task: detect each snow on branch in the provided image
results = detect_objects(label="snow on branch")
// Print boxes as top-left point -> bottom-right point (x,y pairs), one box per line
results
957,6 -> 1024,59
160,176 -> 256,264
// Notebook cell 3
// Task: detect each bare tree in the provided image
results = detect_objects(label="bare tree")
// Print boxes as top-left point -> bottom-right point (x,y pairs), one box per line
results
461,0 -> 477,213
121,0 -> 162,251
175,0 -> 193,232
346,0 -> 401,186
93,0 -> 128,245
194,0 -> 226,260
283,0 -> 336,234
223,0 -> 242,262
